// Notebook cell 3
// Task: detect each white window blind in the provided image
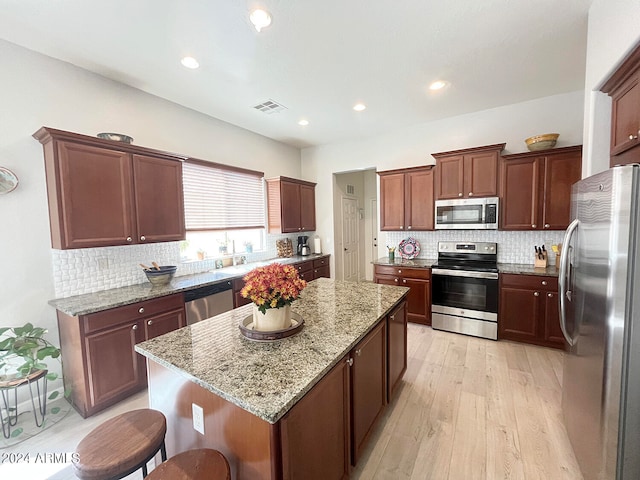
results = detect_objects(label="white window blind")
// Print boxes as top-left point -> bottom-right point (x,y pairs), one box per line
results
183,159 -> 265,231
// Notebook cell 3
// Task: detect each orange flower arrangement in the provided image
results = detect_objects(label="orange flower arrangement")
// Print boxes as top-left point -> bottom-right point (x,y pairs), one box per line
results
241,263 -> 307,314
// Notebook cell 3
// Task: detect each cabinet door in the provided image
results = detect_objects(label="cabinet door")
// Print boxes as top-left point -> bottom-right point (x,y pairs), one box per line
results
313,265 -> 330,279
351,320 -> 386,464
402,277 -> 431,326
144,308 -> 185,340
299,184 -> 316,232
55,141 -> 134,249
435,155 -> 464,199
85,321 -> 146,410
611,74 -> 640,156
281,181 -> 302,233
132,154 -> 185,243
543,291 -> 565,348
387,301 -> 407,402
379,173 -> 405,230
405,169 -> 434,230
233,278 -> 251,308
465,150 -> 499,197
542,151 -> 582,230
501,157 -> 541,230
498,286 -> 539,342
280,357 -> 350,480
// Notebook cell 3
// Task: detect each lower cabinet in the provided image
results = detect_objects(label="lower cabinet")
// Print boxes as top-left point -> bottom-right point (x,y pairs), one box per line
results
280,305 -> 399,477
57,293 -> 186,417
374,265 -> 431,325
313,256 -> 331,279
498,274 -> 565,349
233,278 -> 252,308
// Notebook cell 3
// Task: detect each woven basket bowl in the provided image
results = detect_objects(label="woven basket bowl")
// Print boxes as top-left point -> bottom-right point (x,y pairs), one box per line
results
525,133 -> 559,151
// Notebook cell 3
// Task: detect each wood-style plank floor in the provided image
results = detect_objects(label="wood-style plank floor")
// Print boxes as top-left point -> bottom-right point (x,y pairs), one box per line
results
1,324 -> 583,479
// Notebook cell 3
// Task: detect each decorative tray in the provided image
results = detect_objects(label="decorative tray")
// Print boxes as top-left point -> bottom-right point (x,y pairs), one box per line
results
239,312 -> 305,342
398,237 -> 421,259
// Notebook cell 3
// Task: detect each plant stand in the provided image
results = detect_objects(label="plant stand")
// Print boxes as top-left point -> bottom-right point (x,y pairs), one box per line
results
0,369 -> 48,439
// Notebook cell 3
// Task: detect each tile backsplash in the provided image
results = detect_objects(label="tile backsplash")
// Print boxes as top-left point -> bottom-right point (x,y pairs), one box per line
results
52,232 -> 305,298
384,230 -> 565,265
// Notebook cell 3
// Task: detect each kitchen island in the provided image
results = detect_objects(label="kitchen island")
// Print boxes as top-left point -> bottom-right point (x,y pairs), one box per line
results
135,278 -> 409,479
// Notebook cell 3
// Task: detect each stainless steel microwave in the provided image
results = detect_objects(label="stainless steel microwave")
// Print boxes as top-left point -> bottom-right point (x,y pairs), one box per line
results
434,197 -> 499,230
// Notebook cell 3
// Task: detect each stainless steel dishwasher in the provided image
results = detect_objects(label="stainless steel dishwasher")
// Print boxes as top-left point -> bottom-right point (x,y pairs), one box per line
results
184,281 -> 235,325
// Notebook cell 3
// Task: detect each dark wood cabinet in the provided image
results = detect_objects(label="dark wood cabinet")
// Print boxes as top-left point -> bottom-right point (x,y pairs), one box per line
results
374,265 -> 431,325
602,44 -> 640,165
294,259 -> 314,281
312,256 -> 331,279
280,357 -> 351,480
350,319 -> 387,465
378,166 -> 434,231
57,293 -> 186,417
232,278 -> 251,308
432,143 -> 504,200
33,127 -> 186,249
499,274 -> 565,349
501,145 -> 582,231
266,177 -> 317,233
387,301 -> 407,402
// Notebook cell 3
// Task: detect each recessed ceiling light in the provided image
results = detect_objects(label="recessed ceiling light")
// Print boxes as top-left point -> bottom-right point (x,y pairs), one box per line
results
298,119 -> 309,126
250,8 -> 272,32
181,56 -> 200,69
429,80 -> 449,91
353,103 -> 367,111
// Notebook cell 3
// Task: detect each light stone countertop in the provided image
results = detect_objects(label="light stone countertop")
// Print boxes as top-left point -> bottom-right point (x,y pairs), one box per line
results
135,278 -> 409,424
49,254 -> 329,316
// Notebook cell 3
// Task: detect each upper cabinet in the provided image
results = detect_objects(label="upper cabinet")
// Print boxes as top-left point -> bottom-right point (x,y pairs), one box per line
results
378,166 -> 434,231
601,44 -> 640,166
501,145 -> 582,231
266,177 -> 316,233
33,127 -> 186,250
432,143 -> 505,200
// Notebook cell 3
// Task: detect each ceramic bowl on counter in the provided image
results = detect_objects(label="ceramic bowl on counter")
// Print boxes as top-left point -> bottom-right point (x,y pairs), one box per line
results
144,265 -> 177,286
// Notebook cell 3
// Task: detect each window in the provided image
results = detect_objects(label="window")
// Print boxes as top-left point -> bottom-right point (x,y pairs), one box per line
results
182,159 -> 265,260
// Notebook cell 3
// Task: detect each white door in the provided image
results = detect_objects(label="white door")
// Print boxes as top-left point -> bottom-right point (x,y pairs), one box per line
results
342,197 -> 359,281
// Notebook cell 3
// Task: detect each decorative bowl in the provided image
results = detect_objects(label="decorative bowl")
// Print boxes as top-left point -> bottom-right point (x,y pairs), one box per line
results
525,133 -> 559,151
97,132 -> 134,143
143,265 -> 177,286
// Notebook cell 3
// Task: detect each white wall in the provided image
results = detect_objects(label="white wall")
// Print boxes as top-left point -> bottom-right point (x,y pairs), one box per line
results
0,40 -> 301,392
302,90 -> 585,270
582,0 -> 640,176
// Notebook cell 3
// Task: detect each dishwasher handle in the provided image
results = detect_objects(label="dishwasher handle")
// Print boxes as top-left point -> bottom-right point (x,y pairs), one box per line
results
184,281 -> 233,303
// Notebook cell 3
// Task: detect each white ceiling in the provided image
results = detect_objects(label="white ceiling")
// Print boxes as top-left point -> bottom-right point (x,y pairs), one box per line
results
0,0 -> 592,148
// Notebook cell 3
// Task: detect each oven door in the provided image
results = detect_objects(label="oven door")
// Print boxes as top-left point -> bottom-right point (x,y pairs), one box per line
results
431,269 -> 498,317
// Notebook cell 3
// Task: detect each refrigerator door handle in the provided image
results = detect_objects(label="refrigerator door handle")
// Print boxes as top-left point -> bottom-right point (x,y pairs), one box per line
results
559,219 -> 579,346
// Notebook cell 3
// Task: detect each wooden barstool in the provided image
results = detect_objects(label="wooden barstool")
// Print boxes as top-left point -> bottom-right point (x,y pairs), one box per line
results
145,449 -> 231,480
73,408 -> 167,480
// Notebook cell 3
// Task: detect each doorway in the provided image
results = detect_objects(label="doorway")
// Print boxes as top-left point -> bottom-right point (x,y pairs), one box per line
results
342,197 -> 359,281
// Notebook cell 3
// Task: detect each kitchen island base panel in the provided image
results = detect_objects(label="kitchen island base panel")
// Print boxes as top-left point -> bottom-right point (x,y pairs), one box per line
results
147,361 -> 280,480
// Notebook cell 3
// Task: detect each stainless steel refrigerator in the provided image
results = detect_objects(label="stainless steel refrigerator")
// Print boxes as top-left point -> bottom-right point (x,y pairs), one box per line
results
559,164 -> 640,480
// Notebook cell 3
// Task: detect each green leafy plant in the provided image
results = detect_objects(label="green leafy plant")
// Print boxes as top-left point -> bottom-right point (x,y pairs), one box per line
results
0,323 -> 62,384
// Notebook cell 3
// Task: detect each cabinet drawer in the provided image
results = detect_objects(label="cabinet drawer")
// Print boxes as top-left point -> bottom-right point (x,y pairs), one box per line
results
83,293 -> 184,334
294,260 -> 313,273
313,257 -> 329,268
501,273 -> 558,291
232,278 -> 246,291
374,265 -> 431,280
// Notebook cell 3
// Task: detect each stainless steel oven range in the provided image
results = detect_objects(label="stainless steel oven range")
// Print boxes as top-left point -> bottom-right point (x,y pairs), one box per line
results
431,241 -> 498,340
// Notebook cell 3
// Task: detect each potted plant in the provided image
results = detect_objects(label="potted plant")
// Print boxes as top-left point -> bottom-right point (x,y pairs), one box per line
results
0,323 -> 62,387
241,263 -> 306,331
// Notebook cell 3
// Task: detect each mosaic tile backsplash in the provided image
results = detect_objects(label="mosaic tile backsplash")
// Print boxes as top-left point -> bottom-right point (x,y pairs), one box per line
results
384,230 -> 565,265
52,232 -> 303,298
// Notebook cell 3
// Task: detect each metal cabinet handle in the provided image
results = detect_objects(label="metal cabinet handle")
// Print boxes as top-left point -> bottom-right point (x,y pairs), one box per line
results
532,224 -> 537,228
147,320 -> 153,325
398,269 -> 402,274
629,134 -> 638,140
140,235 -> 146,241
458,193 -> 463,197
469,192 -> 473,196
126,236 -> 133,242
355,349 -> 362,357
407,226 -> 412,230
544,224 -> 550,229
400,225 -> 403,229
547,293 -> 553,298
534,292 -> 540,296
138,307 -> 145,314
403,279 -> 406,283
390,314 -> 395,321
346,358 -> 354,366
394,278 -> 398,283
132,325 -> 138,330
541,280 -> 547,286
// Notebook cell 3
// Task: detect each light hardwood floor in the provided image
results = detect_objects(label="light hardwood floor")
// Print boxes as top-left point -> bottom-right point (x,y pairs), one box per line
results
1,324 -> 583,479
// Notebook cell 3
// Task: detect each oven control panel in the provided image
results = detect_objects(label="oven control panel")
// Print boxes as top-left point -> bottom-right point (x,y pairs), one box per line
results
438,241 -> 496,254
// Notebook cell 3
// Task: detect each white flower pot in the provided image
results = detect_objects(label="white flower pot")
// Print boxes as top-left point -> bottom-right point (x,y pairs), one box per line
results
253,304 -> 292,331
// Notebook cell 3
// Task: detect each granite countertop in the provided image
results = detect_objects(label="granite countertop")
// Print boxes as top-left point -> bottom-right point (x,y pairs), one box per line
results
49,254 -> 330,316
135,278 -> 409,424
498,263 -> 559,277
373,257 -> 436,268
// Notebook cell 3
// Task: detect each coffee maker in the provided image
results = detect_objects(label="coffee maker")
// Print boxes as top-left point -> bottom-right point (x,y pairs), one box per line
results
297,235 -> 310,256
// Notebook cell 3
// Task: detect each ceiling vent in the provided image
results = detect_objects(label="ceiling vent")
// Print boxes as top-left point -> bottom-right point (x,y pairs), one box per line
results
347,184 -> 355,195
253,99 -> 287,114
